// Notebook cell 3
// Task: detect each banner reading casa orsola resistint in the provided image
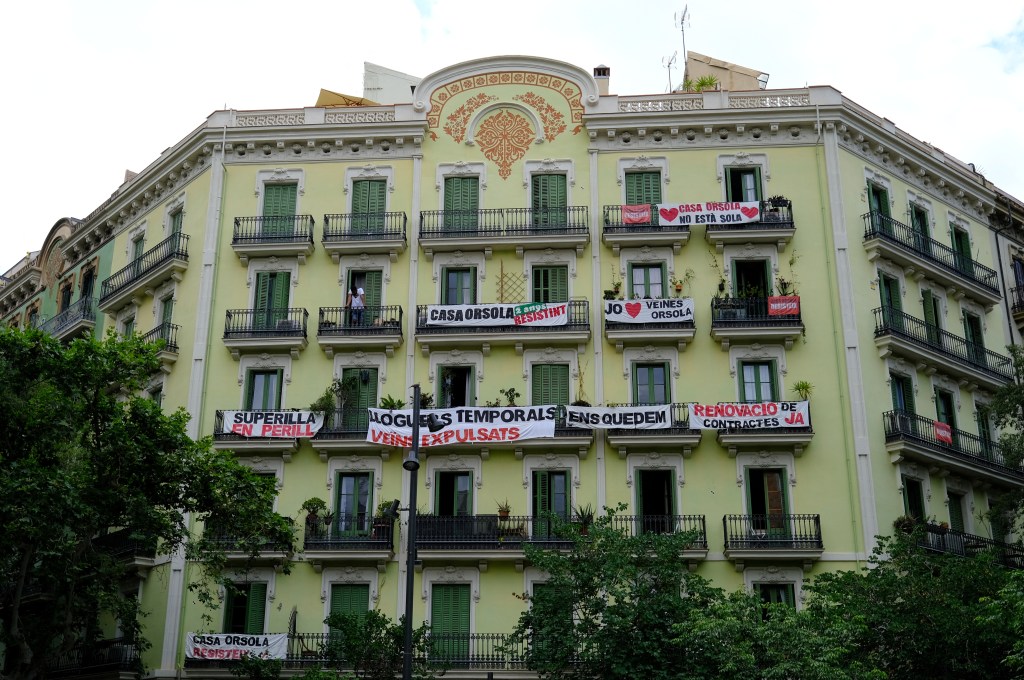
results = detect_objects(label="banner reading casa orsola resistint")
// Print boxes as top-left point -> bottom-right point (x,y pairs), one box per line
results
566,404 -> 673,429
220,411 -> 325,438
688,402 -> 809,429
367,406 -> 556,448
186,633 -> 287,660
604,298 -> 693,324
656,201 -> 761,227
424,302 -> 567,327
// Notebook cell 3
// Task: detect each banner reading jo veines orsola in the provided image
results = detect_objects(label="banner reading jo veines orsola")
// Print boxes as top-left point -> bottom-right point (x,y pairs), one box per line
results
186,633 -> 287,660
688,402 -> 809,429
367,406 -> 557,447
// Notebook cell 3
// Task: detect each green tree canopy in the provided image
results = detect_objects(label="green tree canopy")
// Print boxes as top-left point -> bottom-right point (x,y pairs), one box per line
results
0,327 -> 294,680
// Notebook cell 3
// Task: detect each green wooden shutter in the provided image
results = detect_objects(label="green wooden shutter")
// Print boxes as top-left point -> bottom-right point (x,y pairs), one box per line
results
271,272 -> 290,326
132,237 -> 145,261
245,582 -> 267,634
948,493 -> 965,532
921,290 -> 940,344
341,368 -> 377,429
170,210 -> 183,234
263,184 -> 297,236
352,180 -> 387,233
431,584 -> 470,660
902,375 -> 916,415
625,172 -> 662,205
532,175 -> 568,228
444,177 -> 479,231
532,364 -> 569,406
161,296 -> 174,325
533,266 -> 568,303
330,583 -> 370,624
254,273 -> 271,329
363,270 -> 383,324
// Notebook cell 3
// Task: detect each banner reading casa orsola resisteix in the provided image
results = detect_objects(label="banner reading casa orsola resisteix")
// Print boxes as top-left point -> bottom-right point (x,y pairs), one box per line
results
186,633 -> 287,660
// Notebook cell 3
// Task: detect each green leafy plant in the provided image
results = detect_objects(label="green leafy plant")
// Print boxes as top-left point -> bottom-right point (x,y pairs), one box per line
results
301,497 -> 328,515
497,498 -> 512,515
487,386 -> 521,407
792,380 -> 813,400
230,654 -> 284,680
379,394 -> 405,410
419,391 -> 434,409
322,610 -> 443,680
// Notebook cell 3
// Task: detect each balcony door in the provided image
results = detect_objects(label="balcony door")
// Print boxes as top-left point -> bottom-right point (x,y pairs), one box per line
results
732,260 -> 770,315
739,361 -> 776,403
902,476 -> 926,521
625,171 -> 662,207
951,227 -> 973,275
963,312 -> 985,364
921,289 -> 942,345
224,582 -> 267,634
335,472 -> 372,536
629,263 -> 664,299
910,204 -> 930,252
431,584 -> 470,662
253,271 -> 290,329
435,471 -> 472,517
935,388 -> 957,448
439,366 -> 475,408
443,176 -> 479,231
340,367 -> 377,430
636,469 -> 674,534
532,469 -> 570,538
246,369 -> 282,410
351,179 -> 387,234
634,363 -> 669,405
747,468 -> 788,536
532,265 -> 568,303
263,183 -> 297,237
348,269 -> 382,325
531,174 -> 568,229
329,583 -> 369,634
879,272 -> 902,331
442,267 -> 476,305
726,167 -> 761,202
868,183 -> 890,232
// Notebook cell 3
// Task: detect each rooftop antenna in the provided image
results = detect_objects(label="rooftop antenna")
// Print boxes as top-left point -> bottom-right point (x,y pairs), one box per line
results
676,6 -> 690,64
662,51 -> 677,92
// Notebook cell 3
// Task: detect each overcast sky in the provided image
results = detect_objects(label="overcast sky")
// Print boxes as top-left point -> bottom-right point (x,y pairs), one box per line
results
2,0 -> 1021,270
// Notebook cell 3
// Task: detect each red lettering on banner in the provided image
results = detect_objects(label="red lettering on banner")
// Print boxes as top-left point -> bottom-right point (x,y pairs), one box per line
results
784,412 -> 805,425
371,429 -> 413,447
934,421 -> 953,444
232,424 -> 253,436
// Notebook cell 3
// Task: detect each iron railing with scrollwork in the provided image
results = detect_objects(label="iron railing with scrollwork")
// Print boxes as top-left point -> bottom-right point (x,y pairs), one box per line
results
323,212 -> 407,241
723,514 -> 822,550
100,232 -> 189,303
232,215 -> 315,244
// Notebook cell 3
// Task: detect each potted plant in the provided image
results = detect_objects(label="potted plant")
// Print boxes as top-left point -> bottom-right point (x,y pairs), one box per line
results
792,380 -> 813,400
379,394 -> 406,410
775,277 -> 795,296
893,515 -> 917,534
373,500 -> 395,539
575,503 -> 595,535
496,499 -> 512,519
301,497 -> 329,536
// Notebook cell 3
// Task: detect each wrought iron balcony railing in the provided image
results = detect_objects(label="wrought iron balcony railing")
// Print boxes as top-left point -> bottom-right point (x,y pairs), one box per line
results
605,403 -> 698,434
416,515 -> 574,550
873,306 -> 1012,381
312,407 -> 373,439
415,299 -> 589,334
46,637 -> 141,677
722,514 -> 823,550
318,305 -> 403,334
882,410 -> 1024,479
419,207 -> 589,238
93,528 -> 157,560
505,206 -> 589,233
100,232 -> 189,303
915,522 -> 1024,568
419,209 -> 505,238
232,215 -> 315,244
323,212 -> 407,241
140,321 -> 180,352
224,308 -> 308,338
602,204 -> 683,231
707,199 -> 794,230
303,516 -> 395,551
37,297 -> 96,336
710,296 -> 801,325
605,514 -> 707,547
862,212 -> 998,293
203,523 -> 293,553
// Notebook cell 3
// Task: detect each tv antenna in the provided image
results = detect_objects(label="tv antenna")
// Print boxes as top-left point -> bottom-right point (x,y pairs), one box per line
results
675,5 -> 690,63
662,51 -> 677,92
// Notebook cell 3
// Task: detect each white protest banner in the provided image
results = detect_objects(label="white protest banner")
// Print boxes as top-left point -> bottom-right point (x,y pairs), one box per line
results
221,411 -> 325,438
566,404 -> 673,429
604,298 -> 693,324
186,633 -> 287,660
688,402 -> 809,429
424,302 -> 567,327
367,406 -> 557,448
655,201 -> 761,227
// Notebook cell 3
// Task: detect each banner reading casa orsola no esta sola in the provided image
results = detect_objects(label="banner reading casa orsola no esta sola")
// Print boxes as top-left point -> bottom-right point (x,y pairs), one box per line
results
186,633 -> 287,660
367,406 -> 556,447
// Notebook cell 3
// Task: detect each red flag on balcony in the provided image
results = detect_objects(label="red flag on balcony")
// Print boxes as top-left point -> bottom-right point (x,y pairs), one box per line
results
768,296 -> 800,315
934,421 -> 953,444
621,204 -> 651,224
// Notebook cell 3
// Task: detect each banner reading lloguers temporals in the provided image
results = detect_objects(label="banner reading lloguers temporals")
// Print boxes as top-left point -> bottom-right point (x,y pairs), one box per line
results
367,406 -> 557,448
688,402 -> 809,429
220,411 -> 325,438
566,404 -> 674,429
186,633 -> 287,660
604,298 -> 693,324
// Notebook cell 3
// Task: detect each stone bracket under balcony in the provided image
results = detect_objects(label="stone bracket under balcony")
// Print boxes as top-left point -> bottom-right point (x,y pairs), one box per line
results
717,428 -> 814,457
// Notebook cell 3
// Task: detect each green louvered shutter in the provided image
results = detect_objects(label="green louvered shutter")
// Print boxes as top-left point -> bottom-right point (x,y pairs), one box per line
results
625,172 -> 661,205
532,364 -> 569,407
273,272 -> 291,327
352,179 -> 387,233
170,210 -> 183,234
161,296 -> 174,325
444,177 -> 479,231
948,493 -> 965,532
245,583 -> 267,634
922,290 -> 940,344
431,584 -> 470,661
263,184 -> 297,236
254,273 -> 271,329
364,270 -> 383,324
342,368 -> 378,430
532,175 -> 567,229
532,266 -> 568,303
329,583 -> 370,633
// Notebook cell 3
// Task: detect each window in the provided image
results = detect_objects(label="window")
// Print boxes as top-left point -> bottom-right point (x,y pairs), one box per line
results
532,364 -> 570,407
246,369 -> 282,410
224,582 -> 267,634
169,209 -> 184,235
867,183 -> 890,231
963,312 -> 985,363
532,469 -> 570,538
725,167 -> 761,202
253,271 -> 290,329
531,174 -> 568,228
439,366 -> 474,408
890,373 -> 915,414
431,584 -> 470,660
341,367 -> 377,430
879,272 -> 903,331
951,226 -> 973,274
636,469 -> 675,534
336,472 -> 373,535
348,270 -> 383,325
910,204 -> 930,250
149,385 -> 163,407
263,183 -> 298,236
977,405 -> 996,459
131,236 -> 145,262
948,491 -> 966,532
351,179 -> 387,233
935,387 -> 957,448
442,267 -> 476,305
756,583 -> 795,619
628,263 -> 664,299
58,283 -> 73,312
443,176 -> 480,230
921,289 -> 942,344
1013,257 -> 1024,288
903,476 -> 925,520
747,468 -> 788,535
160,295 -> 174,326
732,260 -> 770,298
532,265 -> 568,303
81,268 -> 95,300
122,316 -> 135,337
624,171 -> 661,205
633,363 -> 669,405
435,471 -> 472,517
739,361 -> 776,402
329,584 -> 370,633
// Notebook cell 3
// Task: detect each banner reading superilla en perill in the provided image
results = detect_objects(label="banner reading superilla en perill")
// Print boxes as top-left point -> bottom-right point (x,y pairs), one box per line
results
366,406 -> 556,447
220,411 -> 325,438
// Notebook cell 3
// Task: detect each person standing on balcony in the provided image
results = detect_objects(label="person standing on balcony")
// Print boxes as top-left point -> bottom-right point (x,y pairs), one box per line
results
347,285 -> 365,326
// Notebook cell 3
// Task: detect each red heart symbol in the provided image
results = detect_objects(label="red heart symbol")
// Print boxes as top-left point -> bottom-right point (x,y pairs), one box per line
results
740,206 -> 759,218
659,207 -> 679,222
625,302 -> 642,318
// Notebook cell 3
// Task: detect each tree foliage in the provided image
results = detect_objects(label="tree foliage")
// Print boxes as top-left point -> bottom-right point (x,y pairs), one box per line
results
322,610 -> 438,680
0,328 -> 294,680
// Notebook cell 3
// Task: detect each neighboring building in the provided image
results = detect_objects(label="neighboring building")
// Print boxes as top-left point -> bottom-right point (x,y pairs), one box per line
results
4,53 -> 1024,678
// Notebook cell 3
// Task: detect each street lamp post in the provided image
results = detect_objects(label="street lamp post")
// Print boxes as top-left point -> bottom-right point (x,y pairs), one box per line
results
401,384 -> 423,680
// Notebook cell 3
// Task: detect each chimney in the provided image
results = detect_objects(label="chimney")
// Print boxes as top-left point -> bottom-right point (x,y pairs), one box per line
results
593,65 -> 610,96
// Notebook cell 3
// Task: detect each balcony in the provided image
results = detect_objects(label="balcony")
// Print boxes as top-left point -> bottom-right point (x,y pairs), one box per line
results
415,299 -> 590,356
415,514 -> 573,568
883,410 -> 1024,487
722,513 -> 823,570
863,212 -> 1001,308
140,322 -> 180,372
601,204 -> 691,255
713,402 -> 814,456
915,523 -> 1024,569
46,637 -> 141,679
1011,285 -> 1024,325
231,215 -> 315,264
204,526 -> 292,565
212,410 -> 300,460
303,516 -> 394,570
709,296 -> 803,350
222,308 -> 309,360
37,297 -> 96,340
609,513 -> 708,567
93,528 -> 157,574
419,207 -> 590,259
310,408 -> 381,459
322,212 -> 407,263
606,403 -> 702,457
603,298 -> 696,352
98,232 -> 189,313
872,307 -> 1013,391
317,305 -> 403,358
705,199 -> 795,253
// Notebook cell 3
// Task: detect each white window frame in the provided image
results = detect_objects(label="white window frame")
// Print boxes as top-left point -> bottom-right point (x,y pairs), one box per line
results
735,452 -> 797,513
163,191 -> 187,236
730,344 -> 787,393
617,156 -> 670,203
425,454 -> 483,513
125,222 -> 147,261
236,457 -> 285,500
246,257 -> 300,305
116,305 -> 139,336
433,252 -> 486,303
626,452 -> 684,514
863,168 -> 894,210
436,161 -> 487,207
237,354 -> 293,408
219,566 -> 276,631
617,246 -> 674,295
327,455 -> 384,495
919,281 -> 947,329
344,164 -> 394,213
421,566 -> 480,633
943,476 -> 975,534
930,375 -> 962,416
332,351 -> 389,392
623,346 -> 679,396
524,249 -> 578,297
339,254 -> 392,304
743,566 -> 805,610
897,461 -> 932,519
429,349 -> 484,397
321,567 -> 380,632
522,158 -> 576,202
255,168 -> 305,217
522,348 -> 579,404
722,244 -> 779,293
717,153 -> 770,200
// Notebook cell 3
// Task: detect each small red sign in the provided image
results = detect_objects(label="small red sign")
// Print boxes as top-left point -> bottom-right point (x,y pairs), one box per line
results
622,204 -> 651,224
768,295 -> 800,316
934,421 -> 953,444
